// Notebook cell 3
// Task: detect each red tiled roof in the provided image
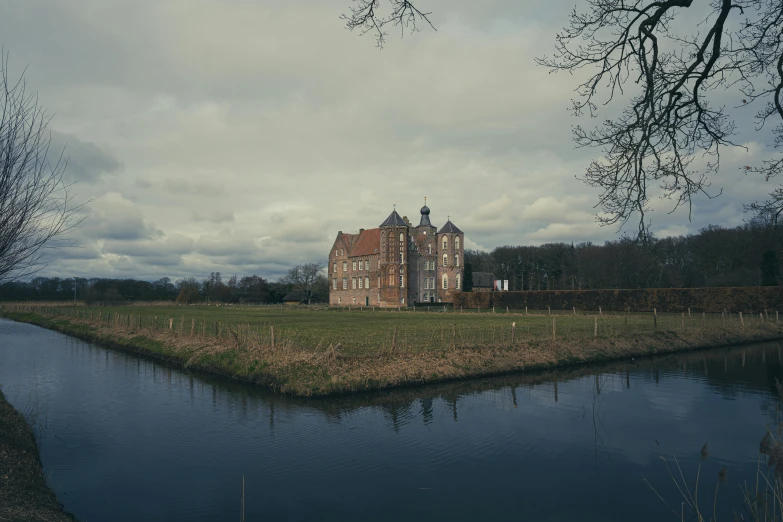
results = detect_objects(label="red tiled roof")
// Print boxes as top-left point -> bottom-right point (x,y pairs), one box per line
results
349,228 -> 380,257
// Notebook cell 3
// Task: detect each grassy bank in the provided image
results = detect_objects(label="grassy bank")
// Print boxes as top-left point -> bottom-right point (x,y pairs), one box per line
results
2,304 -> 782,396
0,388 -> 76,522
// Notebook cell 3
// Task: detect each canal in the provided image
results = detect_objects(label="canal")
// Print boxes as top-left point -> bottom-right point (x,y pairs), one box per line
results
1,317 -> 780,521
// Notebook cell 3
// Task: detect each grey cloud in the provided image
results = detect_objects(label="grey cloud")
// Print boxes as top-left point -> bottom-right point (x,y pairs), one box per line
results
49,131 -> 122,183
3,1 -> 778,281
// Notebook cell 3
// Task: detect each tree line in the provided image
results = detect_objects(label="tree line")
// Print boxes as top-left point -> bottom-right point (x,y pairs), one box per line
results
464,221 -> 783,291
0,263 -> 329,304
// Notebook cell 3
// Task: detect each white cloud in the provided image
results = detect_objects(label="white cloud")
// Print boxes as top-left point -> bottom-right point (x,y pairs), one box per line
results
0,0 -> 777,281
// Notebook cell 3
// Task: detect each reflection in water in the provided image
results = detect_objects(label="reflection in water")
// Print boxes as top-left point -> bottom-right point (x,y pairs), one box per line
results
1,318 -> 783,522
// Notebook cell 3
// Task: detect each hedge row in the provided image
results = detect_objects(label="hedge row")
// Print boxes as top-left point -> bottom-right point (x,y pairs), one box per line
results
452,287 -> 783,313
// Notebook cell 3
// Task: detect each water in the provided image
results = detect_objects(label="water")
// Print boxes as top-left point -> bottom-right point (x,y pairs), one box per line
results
1,317 -> 781,521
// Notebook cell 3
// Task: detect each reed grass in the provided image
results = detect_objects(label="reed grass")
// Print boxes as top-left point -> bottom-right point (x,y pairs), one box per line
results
0,387 -> 77,522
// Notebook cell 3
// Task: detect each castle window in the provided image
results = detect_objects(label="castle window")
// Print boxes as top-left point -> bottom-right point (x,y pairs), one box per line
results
443,254 -> 448,267
424,278 -> 429,290
365,260 -> 369,270
359,260 -> 363,271
358,277 -> 363,289
401,297 -> 405,304
352,261 -> 357,271
378,276 -> 380,287
428,244 -> 432,254
455,254 -> 459,266
400,275 -> 404,287
353,297 -> 356,304
343,261 -> 347,272
342,278 -> 347,289
400,252 -> 404,263
399,233 -> 404,242
333,278 -> 337,289
456,274 -> 461,289
341,248 -> 344,256
443,237 -> 447,250
333,262 -> 337,273
442,274 -> 448,289
455,237 -> 460,250
352,277 -> 357,289
365,277 -> 370,288
338,297 -> 342,304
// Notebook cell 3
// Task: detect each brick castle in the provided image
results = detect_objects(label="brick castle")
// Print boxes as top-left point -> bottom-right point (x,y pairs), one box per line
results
329,200 -> 465,307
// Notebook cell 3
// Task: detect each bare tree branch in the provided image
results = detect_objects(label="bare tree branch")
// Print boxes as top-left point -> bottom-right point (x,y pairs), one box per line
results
340,0 -> 436,48
342,1 -> 783,240
0,49 -> 86,284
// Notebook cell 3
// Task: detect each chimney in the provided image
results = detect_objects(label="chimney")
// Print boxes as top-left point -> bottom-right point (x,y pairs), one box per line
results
359,228 -> 365,233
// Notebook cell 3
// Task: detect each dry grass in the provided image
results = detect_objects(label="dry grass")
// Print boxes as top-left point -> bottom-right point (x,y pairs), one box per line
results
2,304 -> 781,396
0,388 -> 76,522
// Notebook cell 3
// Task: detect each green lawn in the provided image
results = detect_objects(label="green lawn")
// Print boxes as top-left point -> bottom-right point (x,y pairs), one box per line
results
13,303 -> 760,356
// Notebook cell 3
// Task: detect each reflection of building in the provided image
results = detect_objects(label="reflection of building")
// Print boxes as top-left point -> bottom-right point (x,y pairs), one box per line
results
328,201 -> 465,307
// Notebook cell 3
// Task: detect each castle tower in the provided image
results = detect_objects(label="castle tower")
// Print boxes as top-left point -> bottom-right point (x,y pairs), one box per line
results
379,207 -> 409,306
436,217 -> 464,302
415,198 -> 438,303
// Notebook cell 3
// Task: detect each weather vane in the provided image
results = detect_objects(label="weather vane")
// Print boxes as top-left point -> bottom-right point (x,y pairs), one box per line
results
424,196 -> 427,205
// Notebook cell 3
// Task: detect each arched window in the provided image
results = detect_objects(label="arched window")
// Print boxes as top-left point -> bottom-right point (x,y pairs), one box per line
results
399,233 -> 404,242
455,254 -> 459,266
455,237 -> 460,250
443,253 -> 448,267
442,237 -> 448,250
442,274 -> 448,289
456,274 -> 461,289
428,243 -> 432,254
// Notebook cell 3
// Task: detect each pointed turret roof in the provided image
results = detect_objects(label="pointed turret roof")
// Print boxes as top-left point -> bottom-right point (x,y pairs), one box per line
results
380,209 -> 407,227
438,220 -> 463,234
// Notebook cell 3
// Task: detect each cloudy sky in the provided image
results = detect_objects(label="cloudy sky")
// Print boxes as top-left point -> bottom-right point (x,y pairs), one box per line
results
1,0 -> 778,282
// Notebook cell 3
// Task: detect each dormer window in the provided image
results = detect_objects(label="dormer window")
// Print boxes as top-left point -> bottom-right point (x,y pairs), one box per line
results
455,237 -> 460,250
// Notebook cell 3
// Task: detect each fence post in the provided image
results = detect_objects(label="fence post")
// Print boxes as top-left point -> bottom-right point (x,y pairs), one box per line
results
392,326 -> 397,352
493,307 -> 495,315
506,306 -> 509,314
511,322 -> 516,344
271,325 -> 275,349
573,307 -> 576,316
599,306 -> 602,316
525,307 -> 528,316
740,312 -> 745,328
653,309 -> 658,330
552,317 -> 556,340
688,307 -> 691,317
169,318 -> 173,331
548,305 -> 551,316
452,323 -> 456,350
760,312 -> 764,323
191,318 -> 195,336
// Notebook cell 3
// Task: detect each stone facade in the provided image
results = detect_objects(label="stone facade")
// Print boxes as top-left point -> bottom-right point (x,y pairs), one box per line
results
328,203 -> 465,307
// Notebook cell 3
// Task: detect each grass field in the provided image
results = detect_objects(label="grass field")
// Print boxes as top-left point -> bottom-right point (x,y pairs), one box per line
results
1,302 -> 781,396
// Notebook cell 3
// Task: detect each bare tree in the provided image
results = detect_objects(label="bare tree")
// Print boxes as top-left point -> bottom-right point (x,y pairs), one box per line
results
342,1 -> 783,240
280,262 -> 326,304
0,50 -> 84,284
